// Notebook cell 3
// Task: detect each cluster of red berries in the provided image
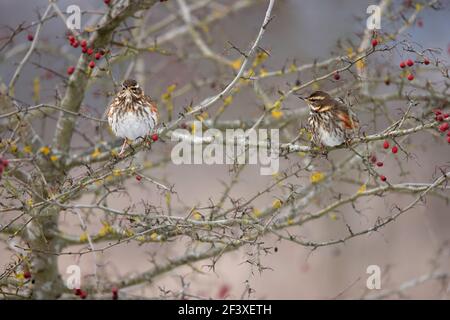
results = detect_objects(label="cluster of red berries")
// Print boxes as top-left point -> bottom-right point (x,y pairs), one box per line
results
399,57 -> 431,81
434,109 -> 450,143
370,140 -> 400,182
399,58 -> 415,81
74,287 -> 118,299
67,34 -> 105,75
383,140 -> 398,154
0,158 -> 9,179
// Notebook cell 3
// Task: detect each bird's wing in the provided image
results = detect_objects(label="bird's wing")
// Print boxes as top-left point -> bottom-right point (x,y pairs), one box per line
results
103,95 -> 121,122
143,95 -> 159,121
335,102 -> 359,130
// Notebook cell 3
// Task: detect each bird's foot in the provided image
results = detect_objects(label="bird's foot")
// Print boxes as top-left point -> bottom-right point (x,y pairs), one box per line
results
343,139 -> 353,149
118,139 -> 129,157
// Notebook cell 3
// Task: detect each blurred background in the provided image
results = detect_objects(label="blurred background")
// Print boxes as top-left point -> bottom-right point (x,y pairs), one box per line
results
1,0 -> 450,299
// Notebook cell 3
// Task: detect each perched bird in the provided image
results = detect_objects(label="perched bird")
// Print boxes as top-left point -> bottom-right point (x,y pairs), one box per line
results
301,90 -> 359,148
107,79 -> 159,156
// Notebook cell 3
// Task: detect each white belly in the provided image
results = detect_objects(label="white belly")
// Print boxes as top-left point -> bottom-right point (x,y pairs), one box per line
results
318,127 -> 344,147
109,111 -> 156,140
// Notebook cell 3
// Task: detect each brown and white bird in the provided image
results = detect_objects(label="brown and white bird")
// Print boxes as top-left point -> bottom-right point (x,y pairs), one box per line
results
107,79 -> 159,156
301,91 -> 359,148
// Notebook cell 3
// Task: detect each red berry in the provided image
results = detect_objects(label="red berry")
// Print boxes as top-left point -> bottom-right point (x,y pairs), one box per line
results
417,18 -> 423,28
104,0 -> 111,5
27,34 -> 34,41
371,39 -> 378,47
399,61 -> 406,68
112,287 -> 118,300
2,159 -> 8,168
67,66 -> 75,75
370,154 -> 377,163
439,122 -> 449,132
87,48 -> 94,55
447,137 -> 450,144
333,72 -> 340,80
424,58 -> 430,65
95,52 -> 102,60
151,133 -> 159,142
80,291 -> 88,299
136,175 -> 142,181
68,35 -> 75,43
443,114 -> 449,119
391,146 -> 398,154
72,40 -> 79,48
24,271 -> 31,279
383,140 -> 390,149
82,47 -> 88,53
380,175 -> 387,182
74,288 -> 82,296
81,40 -> 87,47
376,161 -> 384,167
447,131 -> 450,137
434,109 -> 442,116
406,59 -> 414,67
436,115 -> 444,122
217,284 -> 230,299
407,74 -> 414,81
88,61 -> 95,68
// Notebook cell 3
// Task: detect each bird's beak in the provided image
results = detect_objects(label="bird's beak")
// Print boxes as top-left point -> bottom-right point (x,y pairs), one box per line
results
298,96 -> 306,101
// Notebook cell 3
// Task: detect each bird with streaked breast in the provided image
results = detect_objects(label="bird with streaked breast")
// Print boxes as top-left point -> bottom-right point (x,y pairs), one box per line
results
300,90 -> 359,148
107,79 -> 159,156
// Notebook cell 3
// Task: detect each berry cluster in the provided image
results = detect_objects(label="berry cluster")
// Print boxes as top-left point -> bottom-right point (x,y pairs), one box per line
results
399,59 -> 415,81
370,154 -> 384,168
399,57 -> 431,81
66,34 -> 105,75
73,287 -> 119,299
0,158 -> 9,179
434,109 -> 450,143
370,140 -> 400,183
